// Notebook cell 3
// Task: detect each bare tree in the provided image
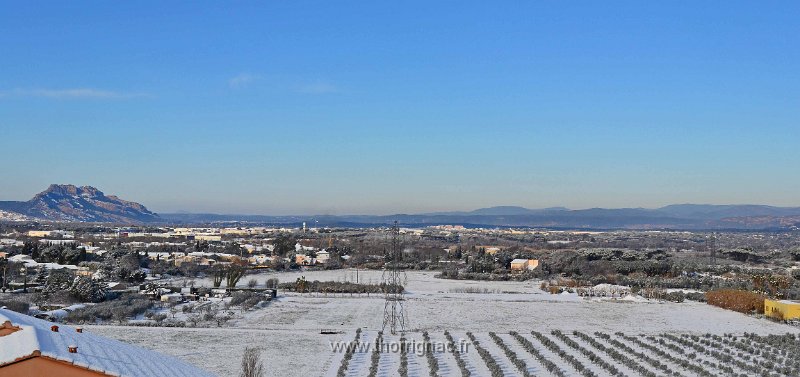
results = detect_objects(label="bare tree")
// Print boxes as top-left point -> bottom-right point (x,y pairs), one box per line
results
169,304 -> 179,319
226,264 -> 247,288
240,347 -> 265,377
212,265 -> 225,288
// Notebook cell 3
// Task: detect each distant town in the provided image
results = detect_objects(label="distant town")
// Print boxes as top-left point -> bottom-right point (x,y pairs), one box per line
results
2,185 -> 800,376
3,213 -> 800,375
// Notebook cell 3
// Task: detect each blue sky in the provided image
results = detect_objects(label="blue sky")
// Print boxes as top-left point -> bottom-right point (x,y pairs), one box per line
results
1,2 -> 798,215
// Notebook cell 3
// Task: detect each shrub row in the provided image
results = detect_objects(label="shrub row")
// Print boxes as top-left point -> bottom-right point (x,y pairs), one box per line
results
620,333 -> 712,376
466,332 -> 503,377
368,331 -> 383,377
398,335 -> 409,377
550,330 -> 623,377
229,291 -> 267,310
741,333 -> 800,358
738,333 -> 800,375
0,300 -> 30,314
422,331 -> 439,377
685,333 -> 781,376
573,331 -> 656,377
508,331 -> 565,377
64,295 -> 152,324
659,333 -> 737,375
595,332 -> 677,376
718,334 -> 798,375
278,280 -> 402,294
444,330 -> 471,377
488,332 -> 531,377
336,328 -> 362,377
531,331 -> 595,377
705,289 -> 765,314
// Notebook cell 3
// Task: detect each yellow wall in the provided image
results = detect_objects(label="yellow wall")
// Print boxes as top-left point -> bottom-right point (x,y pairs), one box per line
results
765,299 -> 800,320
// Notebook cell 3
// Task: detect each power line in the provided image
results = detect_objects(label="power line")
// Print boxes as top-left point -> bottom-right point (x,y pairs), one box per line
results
382,221 -> 407,335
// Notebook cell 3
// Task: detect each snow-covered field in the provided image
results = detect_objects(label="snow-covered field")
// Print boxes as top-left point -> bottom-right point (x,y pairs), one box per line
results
89,269 -> 800,376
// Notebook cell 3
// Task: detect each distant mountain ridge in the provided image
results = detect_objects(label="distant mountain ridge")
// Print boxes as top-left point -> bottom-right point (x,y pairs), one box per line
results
657,204 -> 800,219
0,184 -> 159,223
423,206 -> 570,216
2,186 -> 799,229
161,204 -> 800,230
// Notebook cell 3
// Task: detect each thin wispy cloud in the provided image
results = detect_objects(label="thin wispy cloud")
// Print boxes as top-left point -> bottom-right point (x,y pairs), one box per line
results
228,73 -> 262,88
295,82 -> 338,94
0,88 -> 146,99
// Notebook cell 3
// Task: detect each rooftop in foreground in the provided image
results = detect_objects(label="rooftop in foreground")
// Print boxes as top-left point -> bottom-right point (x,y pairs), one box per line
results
0,308 -> 216,377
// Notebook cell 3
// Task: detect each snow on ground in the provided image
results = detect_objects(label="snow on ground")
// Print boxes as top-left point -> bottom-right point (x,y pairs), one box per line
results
471,332 -> 519,376
450,330 -> 494,377
520,331 -> 586,377
89,326 -> 335,377
425,330 -> 461,376
346,330 -> 374,376
547,333 -> 608,376
91,269 -> 800,376
403,332 -> 431,376
375,333 -> 401,377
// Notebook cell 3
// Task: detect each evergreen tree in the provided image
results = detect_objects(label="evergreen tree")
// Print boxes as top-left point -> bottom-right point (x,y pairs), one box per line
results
69,276 -> 108,303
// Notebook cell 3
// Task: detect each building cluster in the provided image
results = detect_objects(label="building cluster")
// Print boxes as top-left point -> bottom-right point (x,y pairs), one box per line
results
6,227 -> 342,268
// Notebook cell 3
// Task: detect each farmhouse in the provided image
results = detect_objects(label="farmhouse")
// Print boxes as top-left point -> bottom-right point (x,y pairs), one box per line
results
195,235 -> 222,242
27,230 -> 65,238
316,250 -> 330,264
478,246 -> 503,255
0,308 -> 214,377
295,254 -> 316,266
764,299 -> 800,320
248,254 -> 270,266
510,259 -> 539,272
295,242 -> 316,252
160,292 -> 184,304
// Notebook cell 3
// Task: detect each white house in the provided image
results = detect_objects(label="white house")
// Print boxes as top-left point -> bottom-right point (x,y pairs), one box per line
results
295,242 -> 315,252
316,250 -> 330,264
160,293 -> 183,304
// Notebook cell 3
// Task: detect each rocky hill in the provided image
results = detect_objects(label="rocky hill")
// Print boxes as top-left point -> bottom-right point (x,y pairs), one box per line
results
0,184 -> 159,223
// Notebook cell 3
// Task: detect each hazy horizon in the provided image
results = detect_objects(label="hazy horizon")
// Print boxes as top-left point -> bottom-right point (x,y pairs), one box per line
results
2,183 -> 800,217
2,2 -> 798,215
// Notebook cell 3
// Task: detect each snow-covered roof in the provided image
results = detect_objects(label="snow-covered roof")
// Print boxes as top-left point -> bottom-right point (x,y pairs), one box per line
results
9,254 -> 80,270
7,254 -> 32,262
510,258 -> 529,264
38,304 -> 87,320
592,284 -> 630,291
0,308 -> 216,377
